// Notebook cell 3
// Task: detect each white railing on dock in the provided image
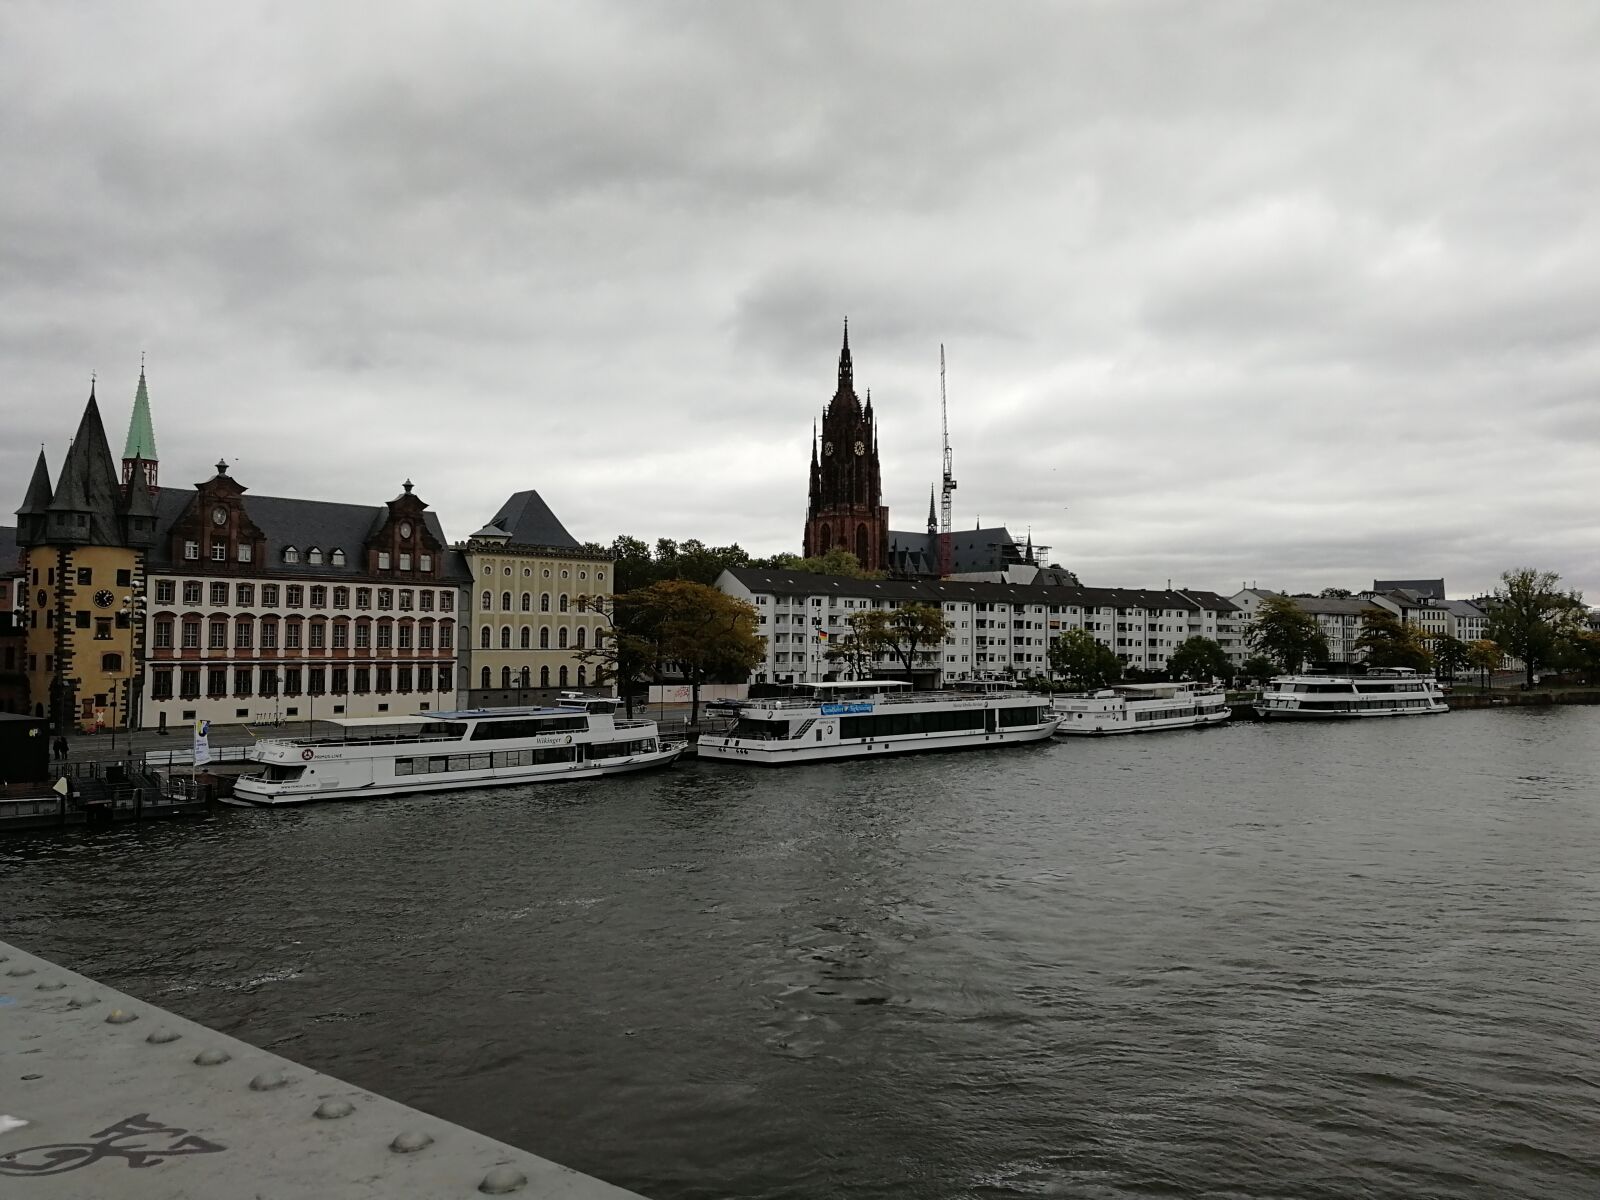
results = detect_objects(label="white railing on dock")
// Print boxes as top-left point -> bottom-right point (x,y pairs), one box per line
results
142,746 -> 255,767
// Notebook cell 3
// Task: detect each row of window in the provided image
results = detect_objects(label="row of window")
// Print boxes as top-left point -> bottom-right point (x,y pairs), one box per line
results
478,664 -> 588,690
759,595 -> 1218,620
395,747 -> 579,774
480,563 -> 604,582
181,543 -> 435,573
155,580 -> 454,612
478,625 -> 591,650
148,664 -> 452,700
478,591 -> 597,614
153,615 -> 453,651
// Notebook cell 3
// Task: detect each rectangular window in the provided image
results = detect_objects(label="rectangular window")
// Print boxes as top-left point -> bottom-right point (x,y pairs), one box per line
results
356,587 -> 372,609
182,580 -> 201,605
180,668 -> 200,699
440,625 -> 453,650
210,582 -> 228,605
378,551 -> 391,570
154,621 -> 173,649
236,543 -> 253,563
399,553 -> 412,571
286,585 -> 304,607
151,669 -> 173,700
260,621 -> 278,649
419,554 -> 433,572
181,620 -> 200,649
76,611 -> 90,629
308,667 -> 325,695
378,589 -> 393,610
418,665 -> 433,692
440,591 -> 454,612
235,667 -> 253,696
355,623 -> 371,649
398,625 -> 413,650
184,540 -> 199,560
351,667 -> 370,694
209,622 -> 228,649
377,624 -> 393,649
211,542 -> 227,561
332,623 -> 348,649
309,586 -> 327,608
207,667 -> 227,696
155,579 -> 175,604
260,668 -> 278,696
419,624 -> 433,650
333,587 -> 349,609
262,584 -> 280,607
285,622 -> 302,649
235,623 -> 253,649
399,591 -> 414,611
236,583 -> 254,607
284,667 -> 302,695
332,667 -> 348,694
77,567 -> 92,585
419,591 -> 434,611
309,622 -> 326,649
397,665 -> 413,692
376,666 -> 392,693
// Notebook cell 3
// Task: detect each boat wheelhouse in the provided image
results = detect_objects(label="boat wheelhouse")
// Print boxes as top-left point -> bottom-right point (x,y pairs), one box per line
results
1052,680 -> 1231,736
695,680 -> 1060,766
231,697 -> 682,805
1253,668 -> 1448,720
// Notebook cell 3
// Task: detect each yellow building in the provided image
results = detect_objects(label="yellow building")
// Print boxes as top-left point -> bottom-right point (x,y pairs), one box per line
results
458,491 -> 613,706
15,382 -> 159,732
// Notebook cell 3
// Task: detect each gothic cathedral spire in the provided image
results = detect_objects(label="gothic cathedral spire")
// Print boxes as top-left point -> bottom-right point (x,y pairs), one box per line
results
803,322 -> 890,570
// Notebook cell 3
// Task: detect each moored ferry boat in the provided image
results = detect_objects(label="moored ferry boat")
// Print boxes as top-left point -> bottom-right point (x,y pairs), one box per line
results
695,680 -> 1060,766
1052,680 -> 1231,736
1253,668 -> 1448,720
231,697 -> 682,805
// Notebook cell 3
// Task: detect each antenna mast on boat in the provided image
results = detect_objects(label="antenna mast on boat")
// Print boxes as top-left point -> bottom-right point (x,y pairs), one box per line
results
938,344 -> 957,576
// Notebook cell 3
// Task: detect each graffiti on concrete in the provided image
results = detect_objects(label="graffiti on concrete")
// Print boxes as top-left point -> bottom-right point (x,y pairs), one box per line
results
0,1113 -> 225,1177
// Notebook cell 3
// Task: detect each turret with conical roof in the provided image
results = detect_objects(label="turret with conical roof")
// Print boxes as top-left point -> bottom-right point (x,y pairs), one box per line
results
16,448 -> 54,547
47,384 -> 126,545
122,361 -> 159,491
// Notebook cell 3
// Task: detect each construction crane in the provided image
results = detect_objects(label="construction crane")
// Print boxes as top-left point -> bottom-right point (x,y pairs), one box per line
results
938,344 -> 957,577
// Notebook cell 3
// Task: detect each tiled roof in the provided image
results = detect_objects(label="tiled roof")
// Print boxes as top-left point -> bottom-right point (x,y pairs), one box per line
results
886,526 -> 1022,575
1292,596 -> 1384,616
1373,578 -> 1445,599
47,392 -> 127,545
722,567 -> 1239,613
484,491 -> 579,549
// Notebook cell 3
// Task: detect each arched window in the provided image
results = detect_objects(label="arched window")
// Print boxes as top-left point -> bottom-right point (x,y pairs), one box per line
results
559,665 -> 569,687
576,628 -> 587,649
539,628 -> 550,649
540,666 -> 550,688
501,666 -> 512,688
520,593 -> 531,612
500,626 -> 512,649
480,665 -> 491,689
283,545 -> 300,563
480,626 -> 491,649
855,524 -> 869,564
558,627 -> 568,649
559,594 -> 568,613
819,525 -> 832,553
540,593 -> 550,612
520,666 -> 530,687
519,627 -> 531,649
576,595 -> 587,612
308,546 -> 323,565
501,591 -> 511,612
102,653 -> 122,672
577,666 -> 586,686
481,590 -> 491,611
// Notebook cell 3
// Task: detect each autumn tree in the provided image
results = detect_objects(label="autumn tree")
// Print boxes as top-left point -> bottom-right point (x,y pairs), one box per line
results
1247,595 -> 1329,672
1486,568 -> 1586,687
844,603 -> 950,678
1049,628 -> 1121,690
1560,629 -> 1600,685
628,580 -> 763,723
1167,636 -> 1233,682
1430,633 -> 1470,683
1354,609 -> 1433,672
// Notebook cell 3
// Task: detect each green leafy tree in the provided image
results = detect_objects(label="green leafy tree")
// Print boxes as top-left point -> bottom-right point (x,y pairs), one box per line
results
1167,636 -> 1232,682
607,535 -> 753,593
843,603 -> 950,678
627,580 -> 763,723
1319,587 -> 1354,599
1466,639 -> 1502,691
824,623 -> 878,678
1247,595 -> 1329,672
1430,633 -> 1470,683
1354,609 -> 1433,672
1049,628 -> 1122,690
1487,568 -> 1586,687
575,594 -> 659,717
1238,654 -> 1280,684
1558,629 -> 1600,685
758,547 -> 884,578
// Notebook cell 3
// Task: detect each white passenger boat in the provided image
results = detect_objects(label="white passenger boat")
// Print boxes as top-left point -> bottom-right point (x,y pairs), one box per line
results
1253,668 -> 1448,720
695,680 -> 1060,766
231,697 -> 683,805
1051,680 -> 1231,736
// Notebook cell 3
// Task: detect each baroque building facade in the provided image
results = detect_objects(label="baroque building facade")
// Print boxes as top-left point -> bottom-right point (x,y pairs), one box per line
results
458,490 -> 613,707
803,322 -> 891,571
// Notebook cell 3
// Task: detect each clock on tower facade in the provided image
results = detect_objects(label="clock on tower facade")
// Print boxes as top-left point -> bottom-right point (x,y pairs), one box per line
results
803,321 -> 890,570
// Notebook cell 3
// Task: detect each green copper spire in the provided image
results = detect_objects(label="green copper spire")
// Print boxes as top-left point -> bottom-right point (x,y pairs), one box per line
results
123,359 -> 159,462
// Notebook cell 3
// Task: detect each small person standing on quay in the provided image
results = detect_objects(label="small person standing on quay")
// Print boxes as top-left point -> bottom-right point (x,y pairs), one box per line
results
52,735 -> 69,762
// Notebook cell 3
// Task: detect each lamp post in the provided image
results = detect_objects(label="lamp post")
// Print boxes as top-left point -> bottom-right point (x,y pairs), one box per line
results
116,593 -> 147,762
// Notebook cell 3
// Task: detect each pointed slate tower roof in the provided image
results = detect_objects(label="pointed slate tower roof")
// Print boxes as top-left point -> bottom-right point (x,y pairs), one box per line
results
17,448 -> 53,515
124,363 -> 159,462
48,384 -> 128,545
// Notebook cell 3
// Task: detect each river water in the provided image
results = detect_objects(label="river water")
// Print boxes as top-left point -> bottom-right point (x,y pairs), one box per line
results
4,708 -> 1599,1199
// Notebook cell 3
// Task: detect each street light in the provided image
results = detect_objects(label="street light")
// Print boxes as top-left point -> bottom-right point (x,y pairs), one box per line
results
114,593 -> 146,761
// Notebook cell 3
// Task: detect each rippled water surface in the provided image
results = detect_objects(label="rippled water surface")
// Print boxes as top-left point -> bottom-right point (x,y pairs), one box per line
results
5,708 -> 1600,1198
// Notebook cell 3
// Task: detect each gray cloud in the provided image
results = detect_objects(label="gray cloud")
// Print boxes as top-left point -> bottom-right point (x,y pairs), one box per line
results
2,1 -> 1596,601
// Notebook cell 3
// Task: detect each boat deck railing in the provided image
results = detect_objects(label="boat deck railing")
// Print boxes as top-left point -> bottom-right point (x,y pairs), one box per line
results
253,732 -> 465,751
737,688 -> 1047,712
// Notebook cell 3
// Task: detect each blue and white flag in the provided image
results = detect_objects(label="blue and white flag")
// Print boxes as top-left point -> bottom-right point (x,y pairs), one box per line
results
193,719 -> 212,767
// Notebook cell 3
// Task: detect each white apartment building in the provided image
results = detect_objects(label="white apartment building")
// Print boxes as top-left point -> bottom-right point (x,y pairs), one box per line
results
718,569 -> 1243,685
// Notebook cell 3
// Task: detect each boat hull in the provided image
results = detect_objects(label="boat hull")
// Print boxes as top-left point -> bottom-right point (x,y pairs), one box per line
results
695,721 -> 1058,765
228,744 -> 684,806
1054,707 -> 1231,736
1253,705 -> 1448,721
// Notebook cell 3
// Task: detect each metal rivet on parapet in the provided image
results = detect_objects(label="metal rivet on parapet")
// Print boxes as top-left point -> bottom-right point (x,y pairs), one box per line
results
249,1070 -> 290,1092
314,1099 -> 354,1120
35,981 -> 66,992
146,1028 -> 181,1044
105,1009 -> 139,1025
6,966 -> 35,977
193,1048 -> 231,1066
479,1166 -> 528,1194
389,1130 -> 433,1154
67,995 -> 99,1008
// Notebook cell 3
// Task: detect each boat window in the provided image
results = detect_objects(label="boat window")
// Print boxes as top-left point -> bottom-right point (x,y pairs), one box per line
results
416,721 -> 469,740
469,715 -> 588,740
263,764 -> 305,782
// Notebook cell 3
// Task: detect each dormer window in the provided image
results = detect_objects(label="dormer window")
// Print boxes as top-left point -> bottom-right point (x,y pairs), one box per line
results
238,544 -> 253,563
419,554 -> 432,572
378,551 -> 391,570
331,549 -> 345,566
307,547 -> 323,565
399,553 -> 412,571
211,542 -> 227,561
184,540 -> 199,560
283,546 -> 300,564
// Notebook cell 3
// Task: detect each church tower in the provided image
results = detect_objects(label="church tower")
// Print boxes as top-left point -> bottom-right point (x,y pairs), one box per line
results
122,360 -> 160,492
803,321 -> 890,570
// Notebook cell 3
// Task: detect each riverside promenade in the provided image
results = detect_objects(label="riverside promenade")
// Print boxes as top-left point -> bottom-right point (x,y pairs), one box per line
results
0,939 -> 643,1198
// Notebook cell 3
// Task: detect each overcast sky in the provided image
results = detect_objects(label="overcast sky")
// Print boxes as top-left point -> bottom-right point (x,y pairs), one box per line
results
3,2 -> 1596,599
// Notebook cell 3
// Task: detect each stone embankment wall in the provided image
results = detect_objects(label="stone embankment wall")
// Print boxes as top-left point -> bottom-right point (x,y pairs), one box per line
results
1446,689 -> 1600,710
